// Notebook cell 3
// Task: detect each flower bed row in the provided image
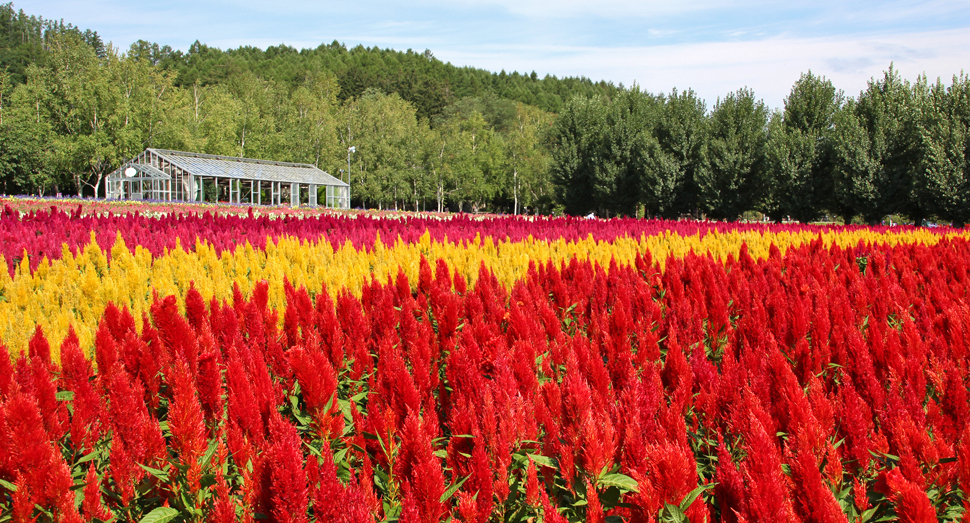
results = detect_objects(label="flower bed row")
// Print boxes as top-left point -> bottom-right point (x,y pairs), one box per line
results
2,199 -> 956,276
2,201 -> 965,357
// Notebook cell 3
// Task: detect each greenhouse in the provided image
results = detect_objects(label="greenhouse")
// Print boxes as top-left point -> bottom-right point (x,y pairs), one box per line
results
105,149 -> 350,209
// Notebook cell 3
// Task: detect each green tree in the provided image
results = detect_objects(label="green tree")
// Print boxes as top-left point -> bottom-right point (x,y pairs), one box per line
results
286,70 -> 341,169
597,89 -> 657,217
913,74 -> 970,226
764,114 -> 816,221
401,122 -> 434,211
698,88 -> 769,220
503,103 -> 553,214
164,81 -> 241,156
0,71 -> 55,194
447,110 -> 504,211
831,66 -> 921,223
641,88 -> 707,218
422,122 -> 459,212
340,90 -> 423,209
551,95 -> 607,215
39,35 -> 138,196
226,70 -> 280,159
122,50 -> 178,150
763,72 -> 842,222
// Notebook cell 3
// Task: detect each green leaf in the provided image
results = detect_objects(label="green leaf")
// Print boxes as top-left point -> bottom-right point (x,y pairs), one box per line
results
525,453 -> 556,469
599,473 -> 638,493
440,475 -> 470,503
660,502 -> 689,523
678,483 -> 715,513
138,507 -> 180,523
304,440 -> 323,458
201,438 -> 219,468
860,506 -> 878,523
74,450 -> 99,466
138,463 -> 170,482
600,485 -> 622,506
56,390 -> 75,402
333,447 -> 350,465
0,478 -> 17,491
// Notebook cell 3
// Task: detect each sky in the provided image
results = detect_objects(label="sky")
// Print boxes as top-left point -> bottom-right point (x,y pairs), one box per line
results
22,0 -> 970,110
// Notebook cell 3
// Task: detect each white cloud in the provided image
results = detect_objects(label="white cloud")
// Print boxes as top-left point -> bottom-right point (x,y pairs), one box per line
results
434,27 -> 970,109
409,0 -> 733,18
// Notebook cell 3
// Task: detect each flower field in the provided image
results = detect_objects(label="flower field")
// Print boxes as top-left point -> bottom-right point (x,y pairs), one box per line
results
2,198 -> 970,523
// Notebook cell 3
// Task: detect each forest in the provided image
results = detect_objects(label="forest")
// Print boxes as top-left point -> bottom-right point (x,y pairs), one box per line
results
1,2 -> 968,222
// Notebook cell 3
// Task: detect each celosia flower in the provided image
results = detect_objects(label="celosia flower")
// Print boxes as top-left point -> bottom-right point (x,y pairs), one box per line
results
82,463 -> 113,521
267,411 -> 309,523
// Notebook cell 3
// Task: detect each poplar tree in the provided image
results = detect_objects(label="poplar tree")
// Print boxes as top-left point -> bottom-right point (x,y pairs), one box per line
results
698,88 -> 768,220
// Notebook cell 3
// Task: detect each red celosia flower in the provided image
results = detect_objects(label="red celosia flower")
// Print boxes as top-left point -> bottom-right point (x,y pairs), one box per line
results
854,477 -> 870,513
211,469 -> 238,523
196,347 -> 224,425
60,327 -> 106,451
714,436 -> 745,523
151,294 -> 200,374
396,411 -> 448,523
307,442 -> 374,523
585,478 -> 604,523
540,488 -> 569,523
82,463 -> 113,521
789,428 -> 849,523
11,473 -> 36,523
455,490 -> 479,523
26,325 -> 52,372
398,487 -> 422,523
629,440 -> 697,519
184,283 -> 210,333
881,468 -> 937,523
0,339 -> 13,398
738,414 -> 796,522
2,387 -> 65,509
94,320 -> 120,378
166,359 -> 208,493
28,352 -> 67,443
105,364 -> 166,467
289,344 -> 342,440
48,453 -> 84,523
267,411 -> 309,523
109,439 -> 137,506
525,457 -> 540,507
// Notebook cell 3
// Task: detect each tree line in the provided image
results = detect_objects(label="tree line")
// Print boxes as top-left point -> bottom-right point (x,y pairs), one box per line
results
552,69 -> 970,225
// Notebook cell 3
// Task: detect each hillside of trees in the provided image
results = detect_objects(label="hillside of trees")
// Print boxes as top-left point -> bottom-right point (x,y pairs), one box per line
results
1,2 -> 968,223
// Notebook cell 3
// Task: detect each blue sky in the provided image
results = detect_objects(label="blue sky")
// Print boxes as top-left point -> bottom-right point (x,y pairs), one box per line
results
23,0 -> 970,109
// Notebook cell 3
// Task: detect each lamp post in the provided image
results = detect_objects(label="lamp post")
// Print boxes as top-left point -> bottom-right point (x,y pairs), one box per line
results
347,146 -> 356,184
